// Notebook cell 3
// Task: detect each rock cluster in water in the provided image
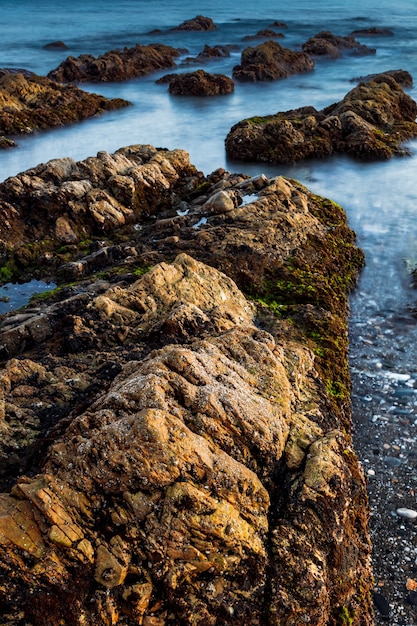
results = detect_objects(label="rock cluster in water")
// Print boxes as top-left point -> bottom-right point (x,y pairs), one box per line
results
232,40 -> 314,81
225,72 -> 417,163
47,43 -> 181,83
0,70 -> 130,148
0,145 -> 372,625
302,30 -> 376,58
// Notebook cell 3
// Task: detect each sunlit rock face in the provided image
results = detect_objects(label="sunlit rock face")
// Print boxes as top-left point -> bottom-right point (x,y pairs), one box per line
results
0,148 -> 372,625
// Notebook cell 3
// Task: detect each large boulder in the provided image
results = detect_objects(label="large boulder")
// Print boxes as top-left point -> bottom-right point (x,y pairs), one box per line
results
302,30 -> 376,58
0,238 -> 372,625
48,43 -> 181,83
0,71 -> 129,146
166,69 -> 234,96
232,40 -> 314,81
225,72 -> 417,163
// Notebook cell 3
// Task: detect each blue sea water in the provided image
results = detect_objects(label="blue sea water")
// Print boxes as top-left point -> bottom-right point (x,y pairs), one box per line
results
2,1 -> 417,621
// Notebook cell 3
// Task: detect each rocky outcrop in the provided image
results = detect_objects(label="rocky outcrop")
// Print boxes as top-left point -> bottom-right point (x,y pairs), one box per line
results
232,40 -> 314,81
165,70 -> 234,96
171,15 -> 217,31
0,146 -> 372,625
352,69 -> 412,88
0,71 -> 129,147
225,72 -> 417,163
47,43 -> 181,83
302,31 -> 376,58
0,145 -> 197,270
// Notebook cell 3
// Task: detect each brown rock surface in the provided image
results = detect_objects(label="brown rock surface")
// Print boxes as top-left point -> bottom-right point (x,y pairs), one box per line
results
0,71 -> 130,146
166,70 -> 234,96
0,145 -> 197,274
232,40 -> 314,82
171,15 -> 217,31
0,147 -> 372,625
225,72 -> 417,163
47,43 -> 181,83
302,30 -> 376,58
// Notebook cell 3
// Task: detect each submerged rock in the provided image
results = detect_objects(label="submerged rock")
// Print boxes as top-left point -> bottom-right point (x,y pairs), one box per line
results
48,43 -> 181,83
232,40 -> 314,81
0,71 -> 130,145
0,146 -> 372,625
225,72 -> 417,163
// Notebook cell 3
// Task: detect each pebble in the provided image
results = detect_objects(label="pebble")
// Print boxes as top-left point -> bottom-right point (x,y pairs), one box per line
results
407,591 -> 417,606
396,508 -> 417,520
384,456 -> 402,467
373,591 -> 390,617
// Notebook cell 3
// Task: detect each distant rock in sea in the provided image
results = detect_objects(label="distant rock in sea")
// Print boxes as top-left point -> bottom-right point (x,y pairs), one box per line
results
48,43 -> 181,83
232,39 -> 314,81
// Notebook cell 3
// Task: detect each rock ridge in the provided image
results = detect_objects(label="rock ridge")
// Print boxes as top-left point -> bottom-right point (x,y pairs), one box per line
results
0,147 -> 372,625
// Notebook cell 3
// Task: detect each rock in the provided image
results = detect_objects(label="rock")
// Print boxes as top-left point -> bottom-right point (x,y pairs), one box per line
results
0,244 -> 372,624
43,40 -> 68,50
242,29 -> 285,41
0,145 -> 197,279
407,591 -> 417,606
0,146 -> 372,623
302,30 -> 376,58
351,69 -> 413,88
166,69 -> 234,96
47,43 -> 181,83
171,15 -> 217,31
396,507 -> 417,520
373,591 -> 390,617
233,40 -> 314,81
195,44 -> 231,59
350,27 -> 394,36
225,73 -> 417,163
0,72 -> 129,145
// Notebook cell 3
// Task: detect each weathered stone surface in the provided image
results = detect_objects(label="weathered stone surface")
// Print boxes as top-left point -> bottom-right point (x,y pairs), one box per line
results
0,71 -> 129,145
171,15 -> 217,31
48,43 -> 181,83
0,147 -> 372,625
166,69 -> 234,96
302,30 -> 376,58
233,40 -> 314,82
0,251 -> 372,625
225,72 -> 417,163
0,145 -> 197,276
